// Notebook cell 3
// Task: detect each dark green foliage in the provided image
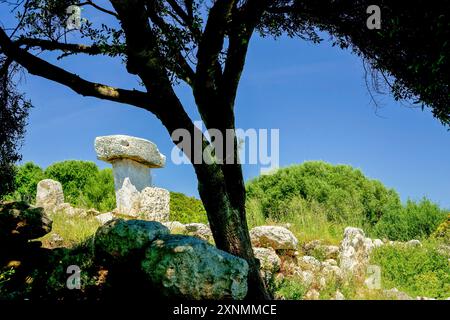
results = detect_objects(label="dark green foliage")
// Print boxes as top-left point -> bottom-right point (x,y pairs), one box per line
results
44,160 -> 99,205
11,161 -> 207,218
432,214 -> 450,244
78,168 -> 116,213
0,58 -> 31,199
9,162 -> 45,202
246,161 -> 401,225
170,192 -> 208,224
262,1 -> 450,127
371,244 -> 450,299
374,198 -> 448,241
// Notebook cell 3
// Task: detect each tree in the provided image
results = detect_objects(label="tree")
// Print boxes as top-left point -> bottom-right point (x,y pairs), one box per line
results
0,0 -> 448,299
0,55 -> 31,199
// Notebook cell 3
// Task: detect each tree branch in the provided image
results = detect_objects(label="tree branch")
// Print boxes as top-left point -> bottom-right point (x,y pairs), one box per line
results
79,1 -> 119,18
0,27 -> 153,110
15,37 -> 123,56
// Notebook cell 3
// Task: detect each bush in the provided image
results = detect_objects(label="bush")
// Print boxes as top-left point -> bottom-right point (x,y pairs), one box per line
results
373,198 -> 448,241
170,192 -> 207,224
432,214 -> 450,244
78,168 -> 116,212
371,243 -> 450,299
8,162 -> 45,202
246,161 -> 402,226
45,160 -> 99,205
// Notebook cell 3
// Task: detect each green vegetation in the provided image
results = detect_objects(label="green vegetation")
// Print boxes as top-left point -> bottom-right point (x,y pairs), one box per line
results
373,199 -> 448,241
39,213 -> 101,248
371,242 -> 450,299
9,161 -> 207,222
246,162 -> 448,243
170,192 -> 208,224
247,161 -> 401,225
6,160 -> 449,300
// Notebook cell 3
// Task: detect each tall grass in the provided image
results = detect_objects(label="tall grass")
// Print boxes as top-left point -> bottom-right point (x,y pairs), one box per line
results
39,212 -> 101,248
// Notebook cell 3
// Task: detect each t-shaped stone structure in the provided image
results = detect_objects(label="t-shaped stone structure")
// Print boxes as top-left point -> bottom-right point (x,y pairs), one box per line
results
95,135 -> 169,221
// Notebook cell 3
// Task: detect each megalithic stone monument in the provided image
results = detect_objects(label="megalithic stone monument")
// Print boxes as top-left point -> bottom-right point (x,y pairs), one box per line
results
95,135 -> 170,221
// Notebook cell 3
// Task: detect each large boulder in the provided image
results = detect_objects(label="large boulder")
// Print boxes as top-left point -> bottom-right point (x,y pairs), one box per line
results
139,187 -> 170,221
253,247 -> 281,274
0,201 -> 52,244
141,235 -> 249,300
184,223 -> 213,242
339,227 -> 374,277
250,226 -> 298,250
94,219 -> 169,262
35,179 -> 64,212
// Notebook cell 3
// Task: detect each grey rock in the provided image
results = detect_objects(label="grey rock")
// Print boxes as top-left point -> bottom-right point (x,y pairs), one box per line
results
94,219 -> 169,262
184,223 -> 213,242
250,226 -> 298,250
162,221 -> 187,234
95,135 -> 165,168
142,235 -> 248,300
36,179 -> 64,212
339,227 -> 373,276
95,212 -> 115,225
253,247 -> 281,273
139,187 -> 170,221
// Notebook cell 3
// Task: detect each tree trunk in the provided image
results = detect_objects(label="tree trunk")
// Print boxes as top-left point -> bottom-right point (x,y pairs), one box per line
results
194,162 -> 271,300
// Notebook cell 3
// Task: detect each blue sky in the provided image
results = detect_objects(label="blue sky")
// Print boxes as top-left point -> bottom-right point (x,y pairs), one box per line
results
5,20 -> 449,207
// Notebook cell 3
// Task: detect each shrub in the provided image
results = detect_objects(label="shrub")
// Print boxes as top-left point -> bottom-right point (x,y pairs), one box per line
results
78,168 -> 116,212
246,161 -> 401,226
432,214 -> 450,244
45,160 -> 99,205
373,198 -> 448,241
170,192 -> 207,224
8,162 -> 45,202
273,276 -> 307,300
371,243 -> 450,299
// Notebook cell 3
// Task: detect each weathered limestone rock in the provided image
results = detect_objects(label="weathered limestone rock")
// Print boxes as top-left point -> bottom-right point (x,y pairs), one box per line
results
140,187 -> 170,221
115,178 -> 141,217
95,212 -> 115,225
298,255 -> 322,272
253,247 -> 281,274
95,135 -> 166,169
0,201 -> 52,244
141,235 -> 249,300
373,238 -> 384,248
53,202 -> 85,217
383,288 -> 413,300
304,289 -> 320,300
334,290 -> 345,300
48,233 -> 64,248
250,226 -> 298,250
162,221 -> 187,234
184,223 -> 213,242
407,239 -> 422,247
94,219 -> 169,262
36,179 -> 64,212
339,227 -> 374,277
95,135 -> 169,219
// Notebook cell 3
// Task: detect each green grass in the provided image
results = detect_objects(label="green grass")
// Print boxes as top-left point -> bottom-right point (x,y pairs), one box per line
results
39,212 -> 101,248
